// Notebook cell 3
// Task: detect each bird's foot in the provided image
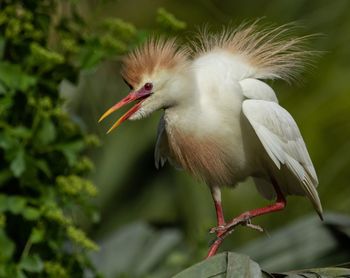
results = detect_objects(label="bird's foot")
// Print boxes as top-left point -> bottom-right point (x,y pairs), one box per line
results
209,224 -> 226,234
209,214 -> 264,234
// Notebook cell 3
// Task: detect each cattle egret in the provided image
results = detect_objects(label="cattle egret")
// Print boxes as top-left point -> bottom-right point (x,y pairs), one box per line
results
99,22 -> 323,258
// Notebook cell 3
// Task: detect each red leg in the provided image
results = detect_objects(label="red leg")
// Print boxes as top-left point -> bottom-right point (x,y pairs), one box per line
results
207,182 -> 286,258
213,189 -> 286,233
211,186 -> 225,227
206,237 -> 223,258
206,186 -> 226,259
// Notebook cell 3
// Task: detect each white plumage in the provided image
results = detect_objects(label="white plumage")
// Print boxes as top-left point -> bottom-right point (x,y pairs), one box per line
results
154,48 -> 322,216
242,100 -> 321,215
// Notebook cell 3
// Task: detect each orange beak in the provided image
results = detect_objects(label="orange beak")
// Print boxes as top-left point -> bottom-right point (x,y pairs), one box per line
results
99,88 -> 151,134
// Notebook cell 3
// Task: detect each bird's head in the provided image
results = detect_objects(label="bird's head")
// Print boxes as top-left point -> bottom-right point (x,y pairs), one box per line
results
99,37 -> 189,133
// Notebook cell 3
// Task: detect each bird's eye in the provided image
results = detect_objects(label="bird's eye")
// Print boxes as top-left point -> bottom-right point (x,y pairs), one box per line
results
144,82 -> 153,91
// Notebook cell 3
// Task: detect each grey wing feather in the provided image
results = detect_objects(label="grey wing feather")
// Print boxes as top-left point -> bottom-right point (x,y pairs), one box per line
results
254,177 -> 276,200
242,99 -> 322,217
154,115 -> 168,169
154,115 -> 182,170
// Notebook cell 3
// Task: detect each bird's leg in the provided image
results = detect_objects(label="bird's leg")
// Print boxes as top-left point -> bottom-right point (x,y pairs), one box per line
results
207,182 -> 286,258
211,182 -> 286,234
206,186 -> 226,258
210,185 -> 226,229
207,183 -> 286,258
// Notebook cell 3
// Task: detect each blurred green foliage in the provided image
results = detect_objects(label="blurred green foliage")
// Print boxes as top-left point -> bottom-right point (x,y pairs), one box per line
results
0,1 -> 103,277
0,0 -> 154,276
156,8 -> 187,32
0,1 -> 186,276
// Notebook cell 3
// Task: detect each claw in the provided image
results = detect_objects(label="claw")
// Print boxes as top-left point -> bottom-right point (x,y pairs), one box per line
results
243,220 -> 264,232
210,217 -> 264,235
209,225 -> 226,234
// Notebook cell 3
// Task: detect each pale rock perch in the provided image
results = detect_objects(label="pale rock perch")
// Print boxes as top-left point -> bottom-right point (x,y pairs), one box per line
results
99,22 -> 323,258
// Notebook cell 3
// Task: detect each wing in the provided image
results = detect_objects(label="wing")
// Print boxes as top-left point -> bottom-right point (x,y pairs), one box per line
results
154,115 -> 168,169
242,99 -> 323,217
239,78 -> 278,103
154,115 -> 182,170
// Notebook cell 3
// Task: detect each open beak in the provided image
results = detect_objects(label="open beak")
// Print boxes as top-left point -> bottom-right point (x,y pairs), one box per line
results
99,87 -> 151,134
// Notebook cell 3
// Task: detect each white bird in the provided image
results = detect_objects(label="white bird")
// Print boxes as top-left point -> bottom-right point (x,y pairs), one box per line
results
99,22 -> 323,258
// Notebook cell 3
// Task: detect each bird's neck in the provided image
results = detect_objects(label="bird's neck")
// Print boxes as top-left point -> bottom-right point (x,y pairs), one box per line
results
164,67 -> 244,136
163,67 -> 200,117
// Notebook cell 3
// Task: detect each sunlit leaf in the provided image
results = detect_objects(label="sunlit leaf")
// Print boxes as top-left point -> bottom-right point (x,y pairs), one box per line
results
0,62 -> 36,91
35,118 -> 56,145
7,196 -> 27,214
30,228 -> 45,244
23,207 -> 41,220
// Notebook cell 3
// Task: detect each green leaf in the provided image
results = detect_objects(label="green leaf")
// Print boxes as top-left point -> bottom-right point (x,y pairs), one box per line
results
78,46 -> 105,70
0,94 -> 12,115
173,252 -> 266,278
156,8 -> 187,31
10,148 -> 26,177
174,252 -> 350,278
56,141 -> 85,166
0,132 -> 13,150
0,229 -> 15,261
0,264 -> 27,278
29,228 -> 45,244
101,18 -> 136,39
16,270 -> 27,278
35,118 -> 56,145
19,255 -> 44,273
35,160 -> 51,177
0,81 -> 6,94
23,207 -> 41,220
11,126 -> 31,139
7,196 -> 27,214
0,62 -> 37,91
